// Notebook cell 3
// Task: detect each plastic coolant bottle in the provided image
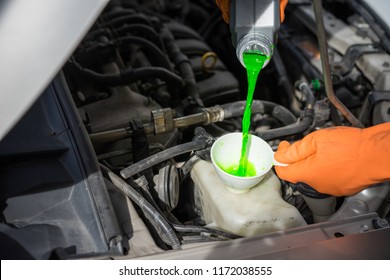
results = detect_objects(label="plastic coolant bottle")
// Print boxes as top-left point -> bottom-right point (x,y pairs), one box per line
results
190,160 -> 307,237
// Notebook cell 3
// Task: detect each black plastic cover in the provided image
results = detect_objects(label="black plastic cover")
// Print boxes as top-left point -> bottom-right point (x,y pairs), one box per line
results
0,74 -> 123,259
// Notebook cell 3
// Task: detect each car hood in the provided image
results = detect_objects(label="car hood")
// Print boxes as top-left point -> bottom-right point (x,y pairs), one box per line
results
0,0 -> 109,140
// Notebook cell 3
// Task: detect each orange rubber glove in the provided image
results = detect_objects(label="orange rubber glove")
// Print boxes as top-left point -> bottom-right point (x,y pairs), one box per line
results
275,123 -> 390,197
216,0 -> 288,23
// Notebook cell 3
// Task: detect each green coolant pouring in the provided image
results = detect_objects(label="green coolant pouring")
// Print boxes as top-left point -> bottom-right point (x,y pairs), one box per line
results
220,51 -> 268,177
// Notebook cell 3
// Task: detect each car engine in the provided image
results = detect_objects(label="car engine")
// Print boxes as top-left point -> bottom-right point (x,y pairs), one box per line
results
1,0 -> 390,259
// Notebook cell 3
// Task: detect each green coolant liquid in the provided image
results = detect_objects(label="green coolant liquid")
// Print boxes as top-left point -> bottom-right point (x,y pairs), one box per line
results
222,51 -> 268,177
222,160 -> 257,177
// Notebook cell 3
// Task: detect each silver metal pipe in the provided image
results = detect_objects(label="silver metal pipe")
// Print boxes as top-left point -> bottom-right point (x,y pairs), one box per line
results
313,0 -> 364,128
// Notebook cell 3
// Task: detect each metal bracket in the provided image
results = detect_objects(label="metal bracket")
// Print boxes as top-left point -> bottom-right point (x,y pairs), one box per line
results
331,44 -> 382,75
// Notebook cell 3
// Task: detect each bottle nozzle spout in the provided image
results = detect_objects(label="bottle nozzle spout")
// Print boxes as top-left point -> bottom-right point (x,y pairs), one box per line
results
236,33 -> 273,68
229,0 -> 280,69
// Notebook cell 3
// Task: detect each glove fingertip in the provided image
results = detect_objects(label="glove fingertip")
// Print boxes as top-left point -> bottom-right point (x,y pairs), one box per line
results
278,140 -> 291,150
275,141 -> 292,163
275,165 -> 297,183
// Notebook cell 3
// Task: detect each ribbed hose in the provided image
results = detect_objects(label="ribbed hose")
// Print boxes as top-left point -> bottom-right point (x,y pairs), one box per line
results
120,140 -> 208,179
100,164 -> 181,250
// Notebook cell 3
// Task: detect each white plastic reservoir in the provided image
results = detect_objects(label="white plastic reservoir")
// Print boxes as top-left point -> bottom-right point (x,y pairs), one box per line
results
190,160 -> 307,237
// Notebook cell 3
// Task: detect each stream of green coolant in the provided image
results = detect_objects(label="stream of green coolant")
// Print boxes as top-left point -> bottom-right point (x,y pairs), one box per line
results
222,52 -> 268,177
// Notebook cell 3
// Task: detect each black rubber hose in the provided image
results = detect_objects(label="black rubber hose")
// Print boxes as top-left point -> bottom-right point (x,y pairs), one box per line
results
120,140 -> 208,179
102,0 -> 124,16
103,9 -> 136,20
298,82 -> 316,107
165,22 -> 203,40
71,62 -> 184,88
106,14 -> 151,27
131,68 -> 183,88
116,36 -> 173,71
85,28 -> 110,40
254,83 -> 315,141
126,6 -> 172,22
100,164 -> 181,250
174,40 -> 211,55
221,100 -> 297,126
115,24 -> 164,50
161,26 -> 204,107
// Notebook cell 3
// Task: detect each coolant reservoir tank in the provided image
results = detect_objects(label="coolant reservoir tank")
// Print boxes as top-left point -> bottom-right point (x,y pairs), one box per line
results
190,160 -> 307,237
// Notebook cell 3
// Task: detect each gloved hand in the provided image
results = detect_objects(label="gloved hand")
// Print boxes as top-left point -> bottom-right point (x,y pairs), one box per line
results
274,123 -> 390,196
216,0 -> 288,23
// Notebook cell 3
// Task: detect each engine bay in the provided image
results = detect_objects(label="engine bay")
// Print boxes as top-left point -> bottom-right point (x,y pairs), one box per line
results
1,0 -> 390,259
